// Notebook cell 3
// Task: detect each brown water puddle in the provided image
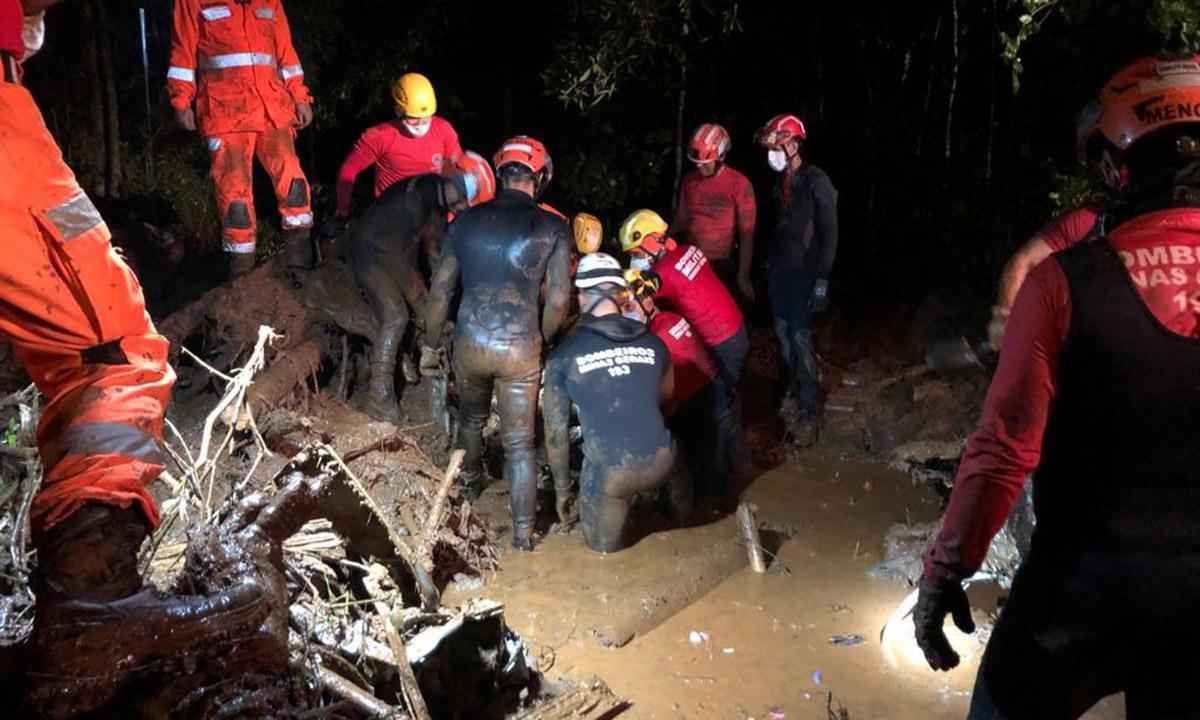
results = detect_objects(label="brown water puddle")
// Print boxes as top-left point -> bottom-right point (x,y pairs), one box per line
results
448,453 -> 1126,719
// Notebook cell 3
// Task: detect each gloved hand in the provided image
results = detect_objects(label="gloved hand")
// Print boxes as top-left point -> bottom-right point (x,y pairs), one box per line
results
913,576 -> 976,671
174,107 -> 196,132
810,278 -> 830,313
987,304 -> 1011,351
318,215 -> 348,241
295,102 -> 313,129
419,345 -> 447,378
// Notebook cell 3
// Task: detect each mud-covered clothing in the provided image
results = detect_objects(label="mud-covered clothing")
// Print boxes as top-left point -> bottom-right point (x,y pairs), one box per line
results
543,314 -> 677,553
426,188 -> 572,543
926,208 -> 1200,717
669,383 -> 718,499
349,175 -> 449,411
672,166 -> 756,262
770,269 -> 821,417
648,311 -> 717,413
926,208 -> 1200,585
652,244 -> 744,349
1036,203 -> 1105,253
335,117 -> 462,217
426,188 -> 573,350
770,163 -> 838,279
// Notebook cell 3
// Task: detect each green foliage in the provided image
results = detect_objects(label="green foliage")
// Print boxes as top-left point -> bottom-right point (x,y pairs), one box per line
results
999,0 -> 1062,93
1048,170 -> 1105,212
543,0 -> 741,111
122,135 -> 220,250
1150,0 -> 1200,52
2,417 -> 19,448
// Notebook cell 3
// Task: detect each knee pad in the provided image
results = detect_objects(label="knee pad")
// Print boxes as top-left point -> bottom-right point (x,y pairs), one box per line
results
286,178 -> 309,208
223,201 -> 252,230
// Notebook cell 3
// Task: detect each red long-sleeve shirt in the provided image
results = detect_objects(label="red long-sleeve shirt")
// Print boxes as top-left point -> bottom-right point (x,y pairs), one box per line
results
336,117 -> 461,216
1,0 -> 22,57
925,208 -> 1200,583
649,310 -> 718,413
672,165 -> 756,260
1035,203 -> 1102,252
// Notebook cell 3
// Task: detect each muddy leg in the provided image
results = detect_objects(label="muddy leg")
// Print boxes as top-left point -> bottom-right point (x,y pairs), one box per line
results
453,355 -> 494,500
579,460 -> 632,553
497,365 -> 540,550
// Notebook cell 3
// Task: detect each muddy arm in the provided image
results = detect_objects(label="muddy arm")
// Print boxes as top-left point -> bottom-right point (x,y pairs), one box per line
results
424,241 -> 459,345
541,226 -> 572,344
542,354 -> 573,499
659,357 -> 675,409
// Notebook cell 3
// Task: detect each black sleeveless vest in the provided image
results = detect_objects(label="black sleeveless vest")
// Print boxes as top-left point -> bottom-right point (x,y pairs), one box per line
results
1034,240 -> 1200,554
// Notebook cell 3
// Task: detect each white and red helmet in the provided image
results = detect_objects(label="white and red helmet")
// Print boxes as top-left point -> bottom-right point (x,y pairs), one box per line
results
494,135 -> 554,197
688,123 -> 731,164
757,113 -> 808,149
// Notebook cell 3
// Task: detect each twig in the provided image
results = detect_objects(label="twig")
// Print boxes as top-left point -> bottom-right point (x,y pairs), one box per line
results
180,344 -> 237,384
317,666 -> 409,719
336,333 -> 351,402
736,503 -> 768,574
0,384 -> 37,409
419,449 -> 464,566
373,597 -> 433,720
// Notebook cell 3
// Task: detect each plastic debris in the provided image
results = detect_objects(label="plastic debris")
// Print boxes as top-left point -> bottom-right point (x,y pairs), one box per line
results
812,670 -> 823,685
829,634 -> 866,647
688,630 -> 710,646
769,709 -> 786,720
722,647 -> 736,655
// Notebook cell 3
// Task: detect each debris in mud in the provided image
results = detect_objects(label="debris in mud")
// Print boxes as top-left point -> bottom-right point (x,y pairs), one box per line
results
888,440 -> 967,491
0,384 -> 39,648
829,634 -> 865,647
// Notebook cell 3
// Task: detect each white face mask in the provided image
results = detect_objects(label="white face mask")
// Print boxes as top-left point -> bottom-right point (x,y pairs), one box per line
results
403,119 -> 431,137
621,302 -> 647,323
22,11 -> 46,60
629,256 -> 652,272
767,149 -> 788,172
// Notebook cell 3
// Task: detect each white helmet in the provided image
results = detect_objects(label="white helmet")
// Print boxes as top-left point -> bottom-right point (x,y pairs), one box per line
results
574,252 -> 627,289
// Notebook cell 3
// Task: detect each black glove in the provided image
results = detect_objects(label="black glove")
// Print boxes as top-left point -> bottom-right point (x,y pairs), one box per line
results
318,215 -> 348,241
913,576 -> 975,671
809,278 -> 830,313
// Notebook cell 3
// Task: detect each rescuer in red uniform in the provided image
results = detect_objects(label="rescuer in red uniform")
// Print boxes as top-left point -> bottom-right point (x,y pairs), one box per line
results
916,55 -> 1200,718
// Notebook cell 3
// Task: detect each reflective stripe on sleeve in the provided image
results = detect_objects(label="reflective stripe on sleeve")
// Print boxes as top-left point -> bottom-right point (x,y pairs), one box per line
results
280,64 -> 303,80
46,191 -> 104,242
167,66 -> 195,83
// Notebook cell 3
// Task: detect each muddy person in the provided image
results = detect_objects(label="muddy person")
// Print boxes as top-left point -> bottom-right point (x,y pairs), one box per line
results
916,56 -> 1200,718
625,269 -> 722,507
669,123 -> 758,300
349,152 -> 494,423
422,135 -> 573,551
543,254 -> 689,552
620,209 -> 748,502
2,3 -> 330,714
168,0 -> 317,279
756,113 -> 838,447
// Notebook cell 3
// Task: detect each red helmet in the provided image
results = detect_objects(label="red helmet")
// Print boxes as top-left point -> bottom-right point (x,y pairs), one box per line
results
688,123 -> 731,164
757,114 -> 807,149
1079,55 -> 1200,187
454,150 -> 496,206
494,135 -> 554,197
1083,56 -> 1200,156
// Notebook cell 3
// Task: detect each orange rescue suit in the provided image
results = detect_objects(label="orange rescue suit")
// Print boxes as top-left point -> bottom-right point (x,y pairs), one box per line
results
167,0 -> 313,254
0,83 -> 174,535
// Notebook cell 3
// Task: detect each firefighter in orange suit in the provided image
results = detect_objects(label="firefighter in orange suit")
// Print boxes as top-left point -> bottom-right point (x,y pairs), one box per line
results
167,0 -> 314,277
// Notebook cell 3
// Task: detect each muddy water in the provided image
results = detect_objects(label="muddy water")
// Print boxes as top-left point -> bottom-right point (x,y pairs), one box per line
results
448,454 -> 1126,719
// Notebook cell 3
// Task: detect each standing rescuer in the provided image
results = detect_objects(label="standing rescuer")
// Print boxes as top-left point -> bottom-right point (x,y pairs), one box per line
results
669,123 -> 758,299
543,254 -> 687,553
916,56 -> 1200,719
756,113 -> 839,447
422,135 -> 573,551
350,152 -> 494,423
167,0 -> 315,278
620,208 -> 747,501
4,3 -> 326,716
333,73 -> 464,223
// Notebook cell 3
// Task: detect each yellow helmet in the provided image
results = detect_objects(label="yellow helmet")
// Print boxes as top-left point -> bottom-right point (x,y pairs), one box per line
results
572,212 -> 603,255
618,208 -> 668,252
392,73 -> 437,118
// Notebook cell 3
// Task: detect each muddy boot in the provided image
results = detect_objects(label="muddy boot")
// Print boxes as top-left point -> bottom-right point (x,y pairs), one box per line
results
363,361 -> 402,423
363,326 -> 404,423
25,504 -> 271,718
789,415 -> 821,449
228,252 -> 256,279
284,228 -> 314,270
458,469 -> 483,501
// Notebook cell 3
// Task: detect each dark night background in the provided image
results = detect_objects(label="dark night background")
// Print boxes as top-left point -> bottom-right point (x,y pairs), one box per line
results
19,1 -> 1193,342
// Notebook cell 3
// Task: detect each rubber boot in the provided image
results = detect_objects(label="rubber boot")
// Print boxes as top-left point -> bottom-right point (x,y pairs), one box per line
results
228,252 -> 256,279
25,504 -> 274,718
457,470 -> 483,501
363,325 -> 403,423
284,228 -> 313,270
